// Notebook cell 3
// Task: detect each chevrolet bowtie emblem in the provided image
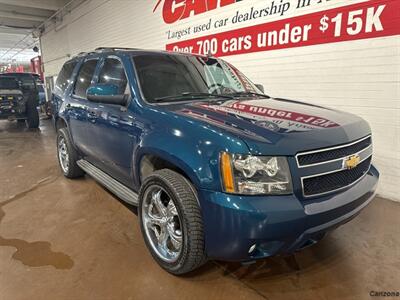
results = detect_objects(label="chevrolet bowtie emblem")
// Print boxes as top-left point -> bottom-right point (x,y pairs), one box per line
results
344,155 -> 361,169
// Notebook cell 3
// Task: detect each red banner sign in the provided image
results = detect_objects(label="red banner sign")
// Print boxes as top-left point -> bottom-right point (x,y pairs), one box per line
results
154,0 -> 239,24
166,0 -> 400,57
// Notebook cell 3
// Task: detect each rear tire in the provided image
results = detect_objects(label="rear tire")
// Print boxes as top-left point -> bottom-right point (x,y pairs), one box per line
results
57,127 -> 85,178
139,169 -> 206,275
26,101 -> 39,128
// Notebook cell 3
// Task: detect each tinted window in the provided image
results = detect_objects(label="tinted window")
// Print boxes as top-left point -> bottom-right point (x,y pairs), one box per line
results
73,59 -> 98,98
55,61 -> 77,94
98,58 -> 127,94
0,77 -> 19,89
0,74 -> 36,90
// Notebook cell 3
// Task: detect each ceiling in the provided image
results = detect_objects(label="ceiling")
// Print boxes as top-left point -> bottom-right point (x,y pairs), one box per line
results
0,0 -> 70,64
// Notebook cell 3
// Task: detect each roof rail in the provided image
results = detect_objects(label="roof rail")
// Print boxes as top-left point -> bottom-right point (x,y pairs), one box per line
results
71,47 -> 139,59
71,51 -> 96,59
95,47 -> 139,52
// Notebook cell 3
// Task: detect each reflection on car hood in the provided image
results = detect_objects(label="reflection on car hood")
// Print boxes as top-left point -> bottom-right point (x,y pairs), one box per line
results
167,97 -> 371,155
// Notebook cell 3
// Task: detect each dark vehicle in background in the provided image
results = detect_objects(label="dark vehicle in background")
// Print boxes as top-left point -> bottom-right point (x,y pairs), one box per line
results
32,73 -> 51,117
52,48 -> 379,275
0,73 -> 39,128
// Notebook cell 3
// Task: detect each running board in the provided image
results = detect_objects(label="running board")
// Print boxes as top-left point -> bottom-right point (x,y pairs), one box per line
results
77,159 -> 139,206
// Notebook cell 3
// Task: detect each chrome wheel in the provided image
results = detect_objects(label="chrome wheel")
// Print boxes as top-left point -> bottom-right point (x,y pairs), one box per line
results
142,186 -> 183,263
58,136 -> 69,173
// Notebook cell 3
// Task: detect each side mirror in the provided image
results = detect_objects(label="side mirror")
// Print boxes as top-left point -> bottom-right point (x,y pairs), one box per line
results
255,84 -> 264,93
87,83 -> 128,106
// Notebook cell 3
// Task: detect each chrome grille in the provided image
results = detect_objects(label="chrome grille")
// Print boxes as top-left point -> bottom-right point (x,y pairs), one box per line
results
297,135 -> 372,167
0,98 -> 13,109
303,157 -> 371,196
297,135 -> 372,197
297,137 -> 372,166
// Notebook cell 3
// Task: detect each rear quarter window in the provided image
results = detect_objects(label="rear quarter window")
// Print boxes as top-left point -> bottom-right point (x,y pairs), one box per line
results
73,59 -> 98,99
55,61 -> 78,96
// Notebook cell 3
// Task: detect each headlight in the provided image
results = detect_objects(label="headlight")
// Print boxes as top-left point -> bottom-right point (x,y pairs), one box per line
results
220,152 -> 293,195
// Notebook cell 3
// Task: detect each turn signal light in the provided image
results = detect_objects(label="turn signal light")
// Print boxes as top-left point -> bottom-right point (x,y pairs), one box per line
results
220,152 -> 235,193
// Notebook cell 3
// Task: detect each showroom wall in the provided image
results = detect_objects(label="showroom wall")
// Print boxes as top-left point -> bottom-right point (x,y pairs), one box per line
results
40,0 -> 400,201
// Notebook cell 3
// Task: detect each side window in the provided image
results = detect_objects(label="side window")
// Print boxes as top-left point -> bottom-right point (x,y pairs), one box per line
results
55,61 -> 77,94
98,58 -> 128,95
73,59 -> 98,98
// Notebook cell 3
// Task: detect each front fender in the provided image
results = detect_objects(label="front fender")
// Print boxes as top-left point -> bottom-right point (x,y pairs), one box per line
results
132,120 -> 249,191
134,147 -> 203,188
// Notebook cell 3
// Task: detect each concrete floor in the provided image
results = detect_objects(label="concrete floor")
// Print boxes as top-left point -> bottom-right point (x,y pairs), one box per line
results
0,119 -> 399,300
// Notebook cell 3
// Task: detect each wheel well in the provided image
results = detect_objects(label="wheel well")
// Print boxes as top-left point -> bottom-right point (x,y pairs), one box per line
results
56,118 -> 67,131
140,155 -> 191,184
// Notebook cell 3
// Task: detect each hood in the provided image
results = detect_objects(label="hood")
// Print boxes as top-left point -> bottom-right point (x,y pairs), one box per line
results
164,97 -> 371,155
0,89 -> 23,95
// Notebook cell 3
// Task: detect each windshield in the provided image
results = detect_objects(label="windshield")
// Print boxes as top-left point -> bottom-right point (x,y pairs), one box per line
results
0,74 -> 36,89
132,54 -> 263,103
0,77 -> 19,90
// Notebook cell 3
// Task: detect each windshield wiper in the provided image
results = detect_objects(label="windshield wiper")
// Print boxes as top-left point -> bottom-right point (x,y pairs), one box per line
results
154,92 -> 234,102
228,92 -> 271,99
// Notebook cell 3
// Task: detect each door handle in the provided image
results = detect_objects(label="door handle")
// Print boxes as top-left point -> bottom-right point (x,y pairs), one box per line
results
109,115 -> 120,123
120,117 -> 134,126
87,110 -> 97,123
87,110 -> 97,118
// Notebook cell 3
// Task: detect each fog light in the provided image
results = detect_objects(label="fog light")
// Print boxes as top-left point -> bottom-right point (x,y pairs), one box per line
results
248,244 -> 257,254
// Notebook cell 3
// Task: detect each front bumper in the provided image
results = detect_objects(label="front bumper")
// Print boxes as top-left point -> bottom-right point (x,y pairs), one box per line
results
0,100 -> 27,120
198,165 -> 379,261
0,110 -> 27,120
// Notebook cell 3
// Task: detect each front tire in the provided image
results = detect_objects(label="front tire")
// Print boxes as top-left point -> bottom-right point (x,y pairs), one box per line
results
139,169 -> 206,275
57,128 -> 85,178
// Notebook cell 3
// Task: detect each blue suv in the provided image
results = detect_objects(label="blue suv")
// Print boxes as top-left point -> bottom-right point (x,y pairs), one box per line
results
53,47 -> 379,274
